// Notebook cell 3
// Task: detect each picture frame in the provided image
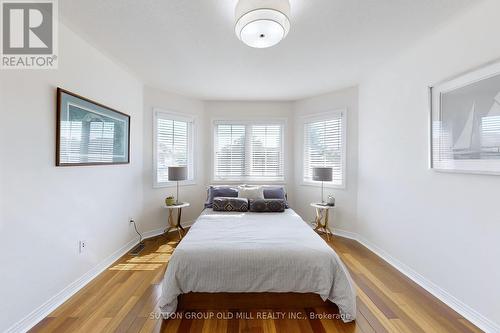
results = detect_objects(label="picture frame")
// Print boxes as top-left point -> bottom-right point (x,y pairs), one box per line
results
56,88 -> 130,166
430,60 -> 500,175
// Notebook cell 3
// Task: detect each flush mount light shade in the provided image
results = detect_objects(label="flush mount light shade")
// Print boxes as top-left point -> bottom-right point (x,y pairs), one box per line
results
235,0 -> 291,48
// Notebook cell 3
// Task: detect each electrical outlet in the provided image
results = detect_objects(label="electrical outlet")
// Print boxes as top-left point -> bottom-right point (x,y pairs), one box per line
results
79,240 -> 87,254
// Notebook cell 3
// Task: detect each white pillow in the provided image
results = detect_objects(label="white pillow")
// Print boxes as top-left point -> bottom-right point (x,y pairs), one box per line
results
238,185 -> 264,200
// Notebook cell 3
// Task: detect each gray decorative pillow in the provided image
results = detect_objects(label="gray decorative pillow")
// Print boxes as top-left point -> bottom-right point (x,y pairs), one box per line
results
249,199 -> 286,212
213,197 -> 249,212
205,186 -> 239,208
263,187 -> 289,208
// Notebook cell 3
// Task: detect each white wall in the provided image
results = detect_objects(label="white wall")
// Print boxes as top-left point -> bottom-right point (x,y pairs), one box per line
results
0,24 -> 144,332
203,101 -> 295,204
293,88 -> 359,230
142,86 -> 207,232
357,0 -> 500,330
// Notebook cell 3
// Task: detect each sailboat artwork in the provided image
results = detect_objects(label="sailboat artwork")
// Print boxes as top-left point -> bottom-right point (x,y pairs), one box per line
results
431,61 -> 500,174
452,93 -> 500,159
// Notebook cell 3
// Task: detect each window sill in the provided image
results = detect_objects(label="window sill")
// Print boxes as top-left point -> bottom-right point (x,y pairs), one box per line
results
153,180 -> 197,189
300,181 -> 345,190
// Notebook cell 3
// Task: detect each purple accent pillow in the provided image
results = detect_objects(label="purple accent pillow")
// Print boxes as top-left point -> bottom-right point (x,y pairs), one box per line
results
205,186 -> 238,208
263,187 -> 289,208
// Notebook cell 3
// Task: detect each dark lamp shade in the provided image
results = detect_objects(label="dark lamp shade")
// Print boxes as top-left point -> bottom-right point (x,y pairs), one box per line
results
312,167 -> 332,182
168,166 -> 187,181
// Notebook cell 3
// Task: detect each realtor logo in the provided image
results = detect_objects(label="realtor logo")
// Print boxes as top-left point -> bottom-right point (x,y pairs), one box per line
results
1,0 -> 58,69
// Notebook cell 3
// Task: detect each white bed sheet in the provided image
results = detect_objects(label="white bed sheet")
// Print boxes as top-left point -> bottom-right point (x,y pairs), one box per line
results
159,208 -> 356,322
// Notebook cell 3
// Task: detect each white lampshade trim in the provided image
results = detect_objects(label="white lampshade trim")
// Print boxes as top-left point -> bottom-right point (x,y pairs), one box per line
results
235,0 -> 291,48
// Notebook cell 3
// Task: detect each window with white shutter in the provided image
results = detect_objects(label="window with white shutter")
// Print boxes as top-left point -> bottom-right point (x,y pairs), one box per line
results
213,121 -> 285,182
154,110 -> 195,187
303,111 -> 346,187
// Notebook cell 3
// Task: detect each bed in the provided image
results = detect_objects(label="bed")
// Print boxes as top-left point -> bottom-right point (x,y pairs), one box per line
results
158,208 -> 356,322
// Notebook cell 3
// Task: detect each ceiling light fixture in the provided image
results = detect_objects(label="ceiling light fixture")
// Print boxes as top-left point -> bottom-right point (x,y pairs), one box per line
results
235,0 -> 291,49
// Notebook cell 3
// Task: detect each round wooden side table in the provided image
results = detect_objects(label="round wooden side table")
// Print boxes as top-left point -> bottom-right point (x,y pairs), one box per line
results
311,203 -> 334,241
164,202 -> 190,240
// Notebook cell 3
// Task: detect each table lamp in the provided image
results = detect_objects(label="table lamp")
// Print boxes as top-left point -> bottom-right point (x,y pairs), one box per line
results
312,167 -> 332,204
168,166 -> 187,205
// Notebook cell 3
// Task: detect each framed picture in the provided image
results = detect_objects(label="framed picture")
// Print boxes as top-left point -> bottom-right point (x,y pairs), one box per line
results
56,88 -> 130,166
430,60 -> 500,175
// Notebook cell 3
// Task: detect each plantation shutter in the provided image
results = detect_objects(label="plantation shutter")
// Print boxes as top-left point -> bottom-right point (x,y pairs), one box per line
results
155,112 -> 193,185
214,124 -> 247,179
250,125 -> 284,179
303,114 -> 344,186
214,122 -> 284,181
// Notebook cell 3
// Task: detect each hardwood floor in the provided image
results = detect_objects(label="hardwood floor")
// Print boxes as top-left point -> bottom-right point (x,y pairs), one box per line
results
29,231 -> 482,333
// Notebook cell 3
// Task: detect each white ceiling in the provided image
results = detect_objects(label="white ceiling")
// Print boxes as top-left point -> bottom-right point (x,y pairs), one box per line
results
60,0 -> 477,101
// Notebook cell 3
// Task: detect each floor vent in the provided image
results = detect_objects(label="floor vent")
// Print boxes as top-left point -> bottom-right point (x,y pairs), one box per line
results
130,242 -> 145,256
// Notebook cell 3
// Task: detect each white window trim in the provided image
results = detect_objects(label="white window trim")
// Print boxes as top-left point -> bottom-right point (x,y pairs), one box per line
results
300,109 -> 347,190
153,108 -> 197,188
211,118 -> 287,184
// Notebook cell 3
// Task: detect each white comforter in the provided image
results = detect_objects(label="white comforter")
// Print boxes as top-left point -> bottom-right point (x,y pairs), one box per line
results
159,209 -> 356,322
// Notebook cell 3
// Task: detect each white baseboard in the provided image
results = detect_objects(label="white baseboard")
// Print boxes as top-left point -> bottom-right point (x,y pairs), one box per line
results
333,228 -> 500,333
4,222 -> 195,333
331,229 -> 358,241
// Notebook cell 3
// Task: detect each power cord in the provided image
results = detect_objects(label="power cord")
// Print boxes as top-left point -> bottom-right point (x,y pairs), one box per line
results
130,219 -> 143,244
129,219 -> 145,255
